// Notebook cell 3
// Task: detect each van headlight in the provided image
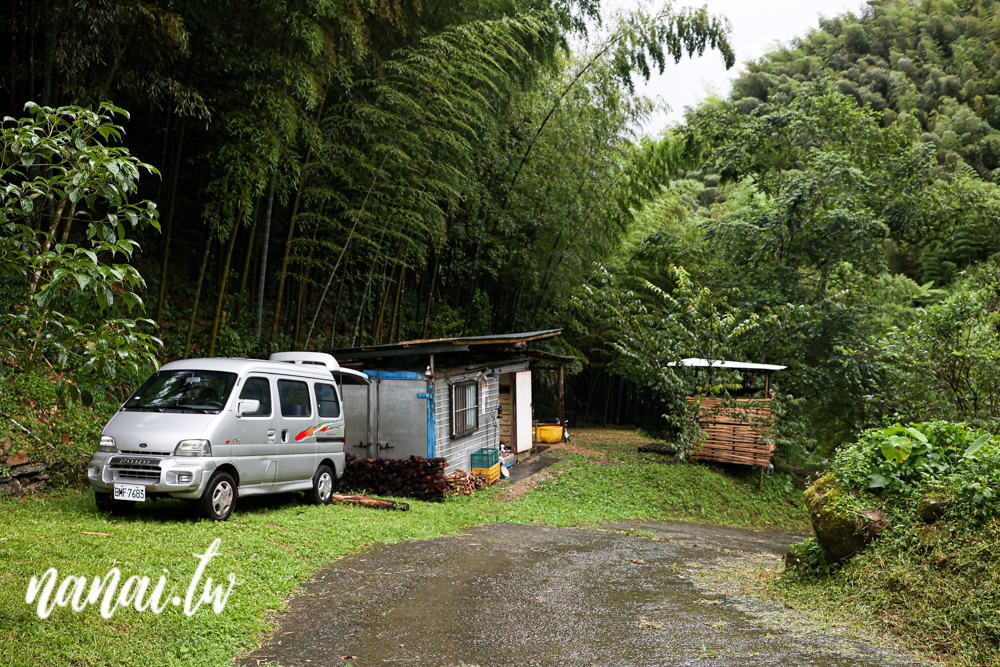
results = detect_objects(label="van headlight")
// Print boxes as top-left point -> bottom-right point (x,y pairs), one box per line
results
174,439 -> 212,457
97,436 -> 117,453
88,467 -> 100,481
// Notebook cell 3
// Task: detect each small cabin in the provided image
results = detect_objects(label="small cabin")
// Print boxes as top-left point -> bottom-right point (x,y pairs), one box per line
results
667,358 -> 787,467
327,330 -> 571,474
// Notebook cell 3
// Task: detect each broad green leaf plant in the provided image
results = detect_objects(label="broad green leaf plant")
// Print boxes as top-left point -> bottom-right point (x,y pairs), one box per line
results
1,102 -> 161,399
833,420 -> 1000,517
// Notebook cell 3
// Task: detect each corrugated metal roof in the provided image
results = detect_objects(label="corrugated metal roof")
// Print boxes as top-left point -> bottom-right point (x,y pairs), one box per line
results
327,329 -> 562,358
666,358 -> 787,371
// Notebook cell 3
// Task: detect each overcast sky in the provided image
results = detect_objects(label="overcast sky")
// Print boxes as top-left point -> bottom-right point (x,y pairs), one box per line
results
601,0 -> 865,134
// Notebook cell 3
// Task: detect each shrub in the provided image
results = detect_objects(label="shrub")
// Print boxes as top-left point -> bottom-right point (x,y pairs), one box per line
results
831,420 -> 1000,519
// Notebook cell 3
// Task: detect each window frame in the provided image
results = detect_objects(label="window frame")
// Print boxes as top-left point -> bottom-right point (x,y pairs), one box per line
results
277,379 -> 313,418
238,376 -> 273,417
313,382 -> 341,419
451,381 -> 479,438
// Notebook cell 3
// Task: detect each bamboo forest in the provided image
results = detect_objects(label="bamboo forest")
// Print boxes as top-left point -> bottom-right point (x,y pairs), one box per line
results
6,0 -> 1000,456
13,2 -> 1000,666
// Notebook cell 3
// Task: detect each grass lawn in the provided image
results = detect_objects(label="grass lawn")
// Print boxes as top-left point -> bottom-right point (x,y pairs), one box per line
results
0,427 -> 808,667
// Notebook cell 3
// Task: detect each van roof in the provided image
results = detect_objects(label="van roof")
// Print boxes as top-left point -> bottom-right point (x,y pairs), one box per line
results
159,357 -> 371,384
160,357 -> 336,379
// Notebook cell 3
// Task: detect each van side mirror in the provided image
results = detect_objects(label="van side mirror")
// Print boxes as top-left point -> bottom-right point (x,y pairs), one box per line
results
237,399 -> 261,416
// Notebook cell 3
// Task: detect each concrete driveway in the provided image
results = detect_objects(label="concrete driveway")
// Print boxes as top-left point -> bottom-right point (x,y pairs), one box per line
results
245,521 -> 921,667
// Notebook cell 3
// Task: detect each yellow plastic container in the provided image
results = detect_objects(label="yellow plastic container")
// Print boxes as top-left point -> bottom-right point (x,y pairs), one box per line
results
536,425 -> 563,443
472,463 -> 501,483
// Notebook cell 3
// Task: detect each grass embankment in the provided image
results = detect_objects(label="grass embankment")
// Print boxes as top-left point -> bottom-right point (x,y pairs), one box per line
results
740,515 -> 1000,666
0,370 -> 118,469
1,427 -> 807,667
730,420 -> 1000,666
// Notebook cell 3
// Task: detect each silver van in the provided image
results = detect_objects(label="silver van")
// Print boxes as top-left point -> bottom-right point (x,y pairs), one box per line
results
87,352 -> 369,520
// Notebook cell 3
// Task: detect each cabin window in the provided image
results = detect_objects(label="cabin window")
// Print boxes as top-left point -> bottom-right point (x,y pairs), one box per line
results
451,381 -> 478,437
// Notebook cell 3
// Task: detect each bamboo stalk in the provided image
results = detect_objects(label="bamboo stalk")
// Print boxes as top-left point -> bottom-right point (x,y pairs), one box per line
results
236,192 -> 262,313
155,122 -> 184,328
271,98 -> 325,345
254,179 -> 275,340
389,265 -> 404,344
293,230 -> 317,346
207,216 -> 240,357
422,247 -> 441,338
373,262 -> 397,345
183,228 -> 215,358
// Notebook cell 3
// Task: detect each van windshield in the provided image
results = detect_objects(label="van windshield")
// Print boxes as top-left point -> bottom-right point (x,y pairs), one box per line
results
122,370 -> 238,414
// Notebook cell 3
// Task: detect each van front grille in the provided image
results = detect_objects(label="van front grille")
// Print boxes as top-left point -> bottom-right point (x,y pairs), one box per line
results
110,458 -> 162,484
114,469 -> 161,483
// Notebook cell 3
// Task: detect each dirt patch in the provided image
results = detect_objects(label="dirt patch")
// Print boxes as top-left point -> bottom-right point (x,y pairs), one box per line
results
571,426 -> 651,451
538,442 -> 604,457
498,466 -> 558,502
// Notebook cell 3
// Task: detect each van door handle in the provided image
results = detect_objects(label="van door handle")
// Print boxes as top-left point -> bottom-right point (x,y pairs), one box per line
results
281,429 -> 288,443
267,429 -> 276,443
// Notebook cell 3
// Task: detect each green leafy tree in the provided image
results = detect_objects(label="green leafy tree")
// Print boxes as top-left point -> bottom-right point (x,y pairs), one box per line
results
579,263 -> 781,456
1,102 -> 161,399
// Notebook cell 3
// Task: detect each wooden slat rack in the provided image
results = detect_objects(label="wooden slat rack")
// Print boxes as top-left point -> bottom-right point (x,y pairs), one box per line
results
687,396 -> 775,467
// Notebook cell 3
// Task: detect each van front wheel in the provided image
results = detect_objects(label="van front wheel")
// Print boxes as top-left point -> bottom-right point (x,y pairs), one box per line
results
306,465 -> 336,505
198,471 -> 237,521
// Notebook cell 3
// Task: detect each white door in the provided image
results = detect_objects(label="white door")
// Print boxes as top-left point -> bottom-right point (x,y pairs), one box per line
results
514,371 -> 532,453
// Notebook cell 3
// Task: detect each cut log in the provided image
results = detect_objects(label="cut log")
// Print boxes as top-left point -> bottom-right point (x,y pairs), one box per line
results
330,493 -> 409,511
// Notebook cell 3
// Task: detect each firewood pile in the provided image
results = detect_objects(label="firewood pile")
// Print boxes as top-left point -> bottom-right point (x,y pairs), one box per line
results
444,470 -> 488,496
342,454 -> 448,501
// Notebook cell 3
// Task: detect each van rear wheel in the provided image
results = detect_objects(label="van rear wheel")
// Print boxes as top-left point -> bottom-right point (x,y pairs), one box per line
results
198,471 -> 237,521
306,465 -> 336,505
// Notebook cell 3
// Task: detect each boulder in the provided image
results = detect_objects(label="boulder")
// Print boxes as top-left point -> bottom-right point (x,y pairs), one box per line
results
0,479 -> 22,495
917,496 -> 950,523
804,473 -> 888,562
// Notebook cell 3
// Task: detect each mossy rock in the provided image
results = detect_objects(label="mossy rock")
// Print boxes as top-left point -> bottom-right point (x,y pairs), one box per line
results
804,473 -> 887,562
917,495 -> 950,523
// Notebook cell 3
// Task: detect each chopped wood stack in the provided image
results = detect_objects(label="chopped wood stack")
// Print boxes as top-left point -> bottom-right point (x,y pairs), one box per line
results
444,470 -> 488,496
342,454 -> 448,501
687,396 -> 775,467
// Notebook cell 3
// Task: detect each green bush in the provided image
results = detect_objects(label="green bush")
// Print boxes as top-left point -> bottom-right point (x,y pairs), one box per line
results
831,420 -> 1000,519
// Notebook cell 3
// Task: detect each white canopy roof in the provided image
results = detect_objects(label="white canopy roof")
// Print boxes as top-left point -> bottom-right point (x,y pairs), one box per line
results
666,358 -> 787,372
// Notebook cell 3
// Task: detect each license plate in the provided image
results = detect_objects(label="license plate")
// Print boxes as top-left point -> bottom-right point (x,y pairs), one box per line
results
113,484 -> 146,502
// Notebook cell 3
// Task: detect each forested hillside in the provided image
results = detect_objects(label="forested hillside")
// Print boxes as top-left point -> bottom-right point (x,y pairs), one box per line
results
1,0 -> 730,352
6,0 -> 1000,461
575,0 -> 1000,455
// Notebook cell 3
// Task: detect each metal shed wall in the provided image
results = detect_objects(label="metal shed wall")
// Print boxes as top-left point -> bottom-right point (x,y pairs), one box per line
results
433,361 -> 527,474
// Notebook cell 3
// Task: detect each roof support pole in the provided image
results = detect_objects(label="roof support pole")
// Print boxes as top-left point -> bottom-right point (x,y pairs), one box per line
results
558,365 -> 565,442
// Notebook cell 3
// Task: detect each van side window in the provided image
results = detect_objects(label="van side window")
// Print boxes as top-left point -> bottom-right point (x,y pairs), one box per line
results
314,383 -> 340,418
239,377 -> 272,416
278,380 -> 312,417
